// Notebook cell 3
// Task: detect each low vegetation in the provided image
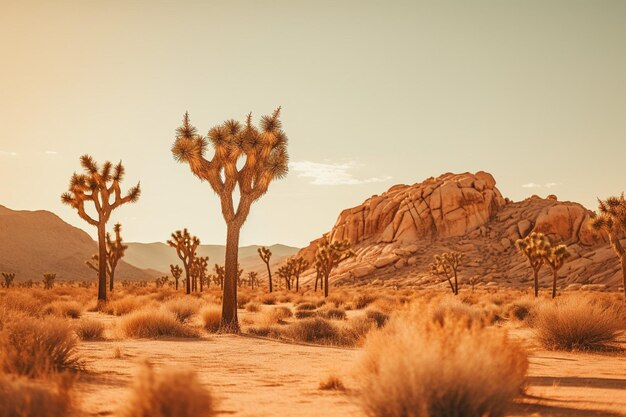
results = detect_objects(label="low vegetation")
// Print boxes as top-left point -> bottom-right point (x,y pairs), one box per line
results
120,309 -> 199,339
0,373 -> 73,417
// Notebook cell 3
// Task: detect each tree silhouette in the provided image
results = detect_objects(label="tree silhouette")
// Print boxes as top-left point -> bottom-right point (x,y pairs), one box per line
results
315,237 -> 352,297
172,109 -> 289,332
288,257 -> 309,292
213,264 -> 225,289
170,264 -> 183,290
247,271 -> 259,289
590,193 -> 626,299
167,229 -> 200,295
42,273 -> 56,290
61,155 -> 140,303
429,252 -> 463,295
544,244 -> 570,299
1,273 -> 15,288
516,232 -> 550,297
258,247 -> 273,293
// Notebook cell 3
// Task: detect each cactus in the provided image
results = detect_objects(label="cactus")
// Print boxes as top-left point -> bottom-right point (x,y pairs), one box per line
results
170,264 -> 183,290
429,252 -> 464,295
172,109 -> 289,332
590,194 -> 626,300
315,237 -> 353,298
2,273 -> 15,288
167,229 -> 200,295
258,247 -> 273,293
544,244 -> 570,299
61,155 -> 140,303
42,273 -> 56,289
516,232 -> 550,297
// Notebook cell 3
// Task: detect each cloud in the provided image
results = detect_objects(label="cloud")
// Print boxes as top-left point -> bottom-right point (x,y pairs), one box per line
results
522,182 -> 559,189
289,160 -> 392,185
45,150 -> 58,155
0,150 -> 17,157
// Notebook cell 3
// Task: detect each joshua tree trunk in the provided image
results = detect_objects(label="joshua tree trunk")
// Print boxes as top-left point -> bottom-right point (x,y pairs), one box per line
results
324,273 -> 330,298
109,269 -> 115,293
551,269 -> 558,299
175,278 -> 179,291
533,268 -> 539,298
221,223 -> 240,331
97,223 -> 107,304
296,276 -> 299,292
184,265 -> 191,294
266,263 -> 273,293
453,270 -> 459,295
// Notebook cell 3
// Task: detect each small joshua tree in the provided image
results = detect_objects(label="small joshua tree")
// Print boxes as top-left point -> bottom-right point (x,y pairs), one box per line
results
288,257 -> 309,292
167,229 -> 200,295
170,264 -> 183,290
87,223 -> 128,292
172,109 -> 289,332
42,273 -> 56,289
314,261 -> 323,292
237,265 -> 244,288
214,264 -> 225,289
516,232 -> 550,297
2,273 -> 15,288
258,246 -> 273,293
315,237 -> 353,298
430,255 -> 454,294
155,275 -> 169,289
247,271 -> 259,289
590,193 -> 626,300
276,264 -> 292,291
61,155 -> 140,303
192,256 -> 209,292
544,244 -> 570,299
429,252 -> 464,295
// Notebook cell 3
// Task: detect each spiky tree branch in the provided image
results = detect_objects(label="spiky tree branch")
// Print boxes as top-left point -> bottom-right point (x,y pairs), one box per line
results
167,229 -> 200,295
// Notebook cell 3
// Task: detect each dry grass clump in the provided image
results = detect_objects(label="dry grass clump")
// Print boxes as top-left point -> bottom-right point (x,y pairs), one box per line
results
295,310 -> 317,319
357,309 -> 528,417
43,300 -> 83,319
321,307 -> 347,320
260,293 -> 277,305
245,301 -> 261,312
365,309 -> 389,328
430,298 -> 487,327
531,295 -> 625,351
296,302 -> 317,311
237,293 -> 252,309
120,309 -> 199,339
104,296 -> 145,316
341,317 -> 376,347
506,298 -> 535,322
258,306 -> 292,326
164,298 -> 201,323
286,317 -> 340,344
354,293 -> 378,309
0,291 -> 43,317
201,306 -> 222,332
120,362 -> 215,417
319,374 -> 346,391
74,318 -> 105,341
0,315 -> 82,377
246,325 -> 283,338
0,373 -> 73,417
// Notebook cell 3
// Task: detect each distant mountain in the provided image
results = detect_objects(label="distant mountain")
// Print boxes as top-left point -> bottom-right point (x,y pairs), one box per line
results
0,205 -> 155,282
124,243 -> 299,276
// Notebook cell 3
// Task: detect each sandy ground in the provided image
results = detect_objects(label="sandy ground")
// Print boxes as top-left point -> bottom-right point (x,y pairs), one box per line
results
73,314 -> 626,417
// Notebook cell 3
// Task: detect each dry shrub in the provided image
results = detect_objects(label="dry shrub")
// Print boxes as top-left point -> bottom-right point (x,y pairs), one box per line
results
354,293 -> 378,309
365,309 -> 389,328
341,316 -> 376,347
321,307 -> 347,320
0,373 -> 73,417
295,310 -> 317,319
74,318 -> 105,341
120,309 -> 199,339
164,298 -> 201,323
104,296 -> 144,316
286,317 -> 340,344
261,293 -> 277,305
296,302 -> 317,311
430,298 -> 487,327
43,301 -> 83,319
319,374 -> 346,391
258,306 -> 292,326
245,302 -> 261,313
201,306 -> 222,332
120,362 -> 215,417
532,295 -> 625,351
0,292 -> 43,317
246,325 -> 283,338
506,298 -> 536,322
0,315 -> 82,377
357,309 -> 528,417
277,292 -> 293,303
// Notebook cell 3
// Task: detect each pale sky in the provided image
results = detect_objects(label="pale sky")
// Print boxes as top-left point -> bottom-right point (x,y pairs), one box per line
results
1,1 -> 625,247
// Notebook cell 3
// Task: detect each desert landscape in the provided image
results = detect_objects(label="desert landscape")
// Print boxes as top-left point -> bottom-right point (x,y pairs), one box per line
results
1,2 -> 626,417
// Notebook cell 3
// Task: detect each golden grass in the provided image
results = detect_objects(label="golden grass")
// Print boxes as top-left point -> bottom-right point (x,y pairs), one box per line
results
365,309 -> 389,327
201,306 -> 222,332
120,362 -> 215,417
357,309 -> 528,417
0,373 -> 74,417
319,374 -> 346,391
244,301 -> 261,312
120,308 -> 199,339
0,291 -> 43,317
321,307 -> 347,320
532,295 -> 625,351
104,296 -> 146,316
43,300 -> 83,319
286,317 -> 341,344
164,298 -> 201,323
0,315 -> 82,377
74,318 -> 105,341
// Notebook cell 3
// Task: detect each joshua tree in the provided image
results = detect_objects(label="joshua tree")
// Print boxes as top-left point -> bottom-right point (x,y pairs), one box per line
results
288,257 -> 309,292
2,273 -> 15,288
167,229 -> 200,295
516,232 -> 550,297
155,275 -> 169,288
590,194 -> 626,300
237,265 -> 244,288
430,254 -> 455,294
544,244 -> 570,299
315,237 -> 353,298
429,252 -> 463,295
214,264 -> 225,289
258,246 -> 273,293
87,223 -> 128,292
170,264 -> 183,290
192,256 -> 209,292
314,261 -> 323,292
172,109 -> 289,332
247,271 -> 259,289
42,273 -> 56,289
61,155 -> 140,303
276,264 -> 292,291
468,275 -> 480,292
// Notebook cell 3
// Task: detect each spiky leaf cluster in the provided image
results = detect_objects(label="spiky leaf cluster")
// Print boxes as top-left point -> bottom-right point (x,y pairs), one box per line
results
515,232 -> 550,271
258,246 -> 272,264
315,237 -> 353,277
167,229 -> 200,264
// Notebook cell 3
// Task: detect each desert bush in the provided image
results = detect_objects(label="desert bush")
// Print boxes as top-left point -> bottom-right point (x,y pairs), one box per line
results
246,325 -> 283,338
321,307 -> 347,320
430,298 -> 486,327
164,298 -> 201,323
237,293 -> 252,309
0,316 -> 82,376
357,310 -> 528,417
286,317 -> 340,344
295,310 -> 317,319
296,302 -> 317,311
258,306 -> 292,326
74,318 -> 105,341
260,293 -> 277,305
319,374 -> 346,391
365,309 -> 389,328
43,301 -> 83,319
354,293 -> 378,309
531,295 -> 625,351
120,362 -> 215,417
201,306 -> 222,332
0,291 -> 43,317
245,302 -> 261,313
340,316 -> 376,347
104,296 -> 144,316
0,373 -> 73,417
120,309 -> 198,339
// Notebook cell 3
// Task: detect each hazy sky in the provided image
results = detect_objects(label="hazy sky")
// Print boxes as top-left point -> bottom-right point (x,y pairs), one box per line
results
1,1 -> 625,247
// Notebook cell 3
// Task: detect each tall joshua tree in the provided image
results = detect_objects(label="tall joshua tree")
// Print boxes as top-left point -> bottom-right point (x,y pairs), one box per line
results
590,193 -> 626,299
167,229 -> 200,295
172,109 -> 289,331
62,155 -> 140,304
170,264 -> 183,290
315,237 -> 353,298
544,244 -> 570,299
516,232 -> 550,297
258,246 -> 273,293
86,223 -> 128,292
